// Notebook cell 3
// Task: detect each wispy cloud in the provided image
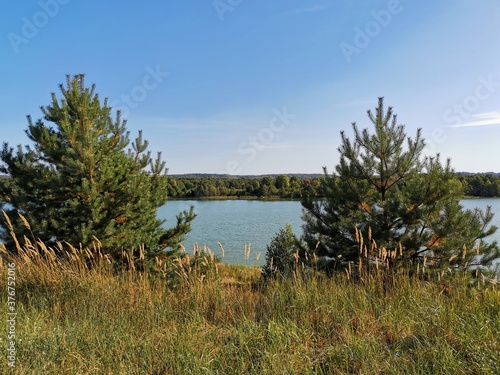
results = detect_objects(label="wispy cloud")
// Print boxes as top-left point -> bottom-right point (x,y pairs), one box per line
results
449,112 -> 500,128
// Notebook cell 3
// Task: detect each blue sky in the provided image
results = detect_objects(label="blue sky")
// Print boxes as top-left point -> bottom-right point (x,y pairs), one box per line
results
1,0 -> 499,174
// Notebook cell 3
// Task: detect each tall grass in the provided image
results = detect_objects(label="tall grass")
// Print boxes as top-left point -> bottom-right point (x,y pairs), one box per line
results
0,213 -> 499,374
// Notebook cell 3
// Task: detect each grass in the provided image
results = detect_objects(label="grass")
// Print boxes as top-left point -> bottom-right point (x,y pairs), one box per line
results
0,218 -> 499,373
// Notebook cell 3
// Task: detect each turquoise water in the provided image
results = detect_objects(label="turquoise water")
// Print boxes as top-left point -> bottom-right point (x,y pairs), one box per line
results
157,200 -> 303,265
158,198 -> 500,266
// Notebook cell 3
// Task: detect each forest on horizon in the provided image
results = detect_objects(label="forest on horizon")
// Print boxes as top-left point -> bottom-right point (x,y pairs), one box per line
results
166,172 -> 500,199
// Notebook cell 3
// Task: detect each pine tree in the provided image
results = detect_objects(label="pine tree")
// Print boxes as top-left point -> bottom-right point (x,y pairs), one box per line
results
0,74 -> 195,262
302,97 -> 499,272
263,224 -> 300,280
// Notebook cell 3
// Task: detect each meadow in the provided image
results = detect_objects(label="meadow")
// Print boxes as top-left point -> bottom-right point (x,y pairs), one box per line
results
1,228 -> 499,375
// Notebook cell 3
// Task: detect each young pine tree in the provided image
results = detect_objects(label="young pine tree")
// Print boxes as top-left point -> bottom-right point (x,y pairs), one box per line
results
302,97 -> 499,272
263,224 -> 300,280
0,74 -> 195,262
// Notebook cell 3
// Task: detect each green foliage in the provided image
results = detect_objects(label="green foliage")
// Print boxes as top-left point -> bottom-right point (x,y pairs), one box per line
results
163,172 -> 500,201
262,224 -> 304,279
302,97 -> 499,272
165,174 -> 324,199
458,173 -> 500,197
0,74 -> 194,262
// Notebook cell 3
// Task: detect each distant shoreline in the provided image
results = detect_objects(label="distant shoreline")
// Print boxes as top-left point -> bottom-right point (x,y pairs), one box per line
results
168,195 -> 301,201
168,195 -> 499,201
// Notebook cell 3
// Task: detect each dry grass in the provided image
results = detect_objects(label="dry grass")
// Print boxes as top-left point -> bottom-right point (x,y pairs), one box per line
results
0,212 -> 499,374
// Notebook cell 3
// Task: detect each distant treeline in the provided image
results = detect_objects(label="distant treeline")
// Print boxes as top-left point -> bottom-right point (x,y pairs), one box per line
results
166,175 -> 323,199
457,173 -> 500,197
166,173 -> 500,199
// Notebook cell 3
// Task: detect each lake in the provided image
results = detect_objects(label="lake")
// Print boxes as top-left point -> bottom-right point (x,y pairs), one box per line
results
158,198 -> 500,266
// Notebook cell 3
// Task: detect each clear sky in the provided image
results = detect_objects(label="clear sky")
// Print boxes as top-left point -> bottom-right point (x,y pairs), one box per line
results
1,0 -> 499,175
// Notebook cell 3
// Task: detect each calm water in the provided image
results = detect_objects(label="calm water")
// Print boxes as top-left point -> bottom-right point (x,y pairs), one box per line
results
158,198 -> 500,266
